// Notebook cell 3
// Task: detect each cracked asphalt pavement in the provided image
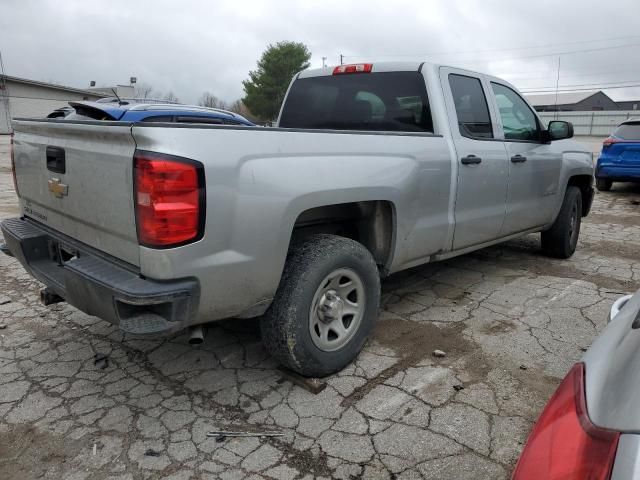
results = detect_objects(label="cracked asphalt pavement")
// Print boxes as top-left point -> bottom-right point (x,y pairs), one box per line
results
0,135 -> 639,479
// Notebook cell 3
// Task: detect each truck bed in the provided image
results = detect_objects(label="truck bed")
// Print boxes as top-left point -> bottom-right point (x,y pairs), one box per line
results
11,119 -> 454,321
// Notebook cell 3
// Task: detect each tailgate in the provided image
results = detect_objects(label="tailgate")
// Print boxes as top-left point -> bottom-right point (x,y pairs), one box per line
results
12,120 -> 140,266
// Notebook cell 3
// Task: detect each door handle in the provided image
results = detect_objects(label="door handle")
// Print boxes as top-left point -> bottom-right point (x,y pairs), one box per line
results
461,155 -> 482,165
511,155 -> 527,163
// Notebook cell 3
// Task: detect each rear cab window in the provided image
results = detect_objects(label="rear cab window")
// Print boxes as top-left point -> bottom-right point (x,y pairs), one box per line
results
279,71 -> 433,133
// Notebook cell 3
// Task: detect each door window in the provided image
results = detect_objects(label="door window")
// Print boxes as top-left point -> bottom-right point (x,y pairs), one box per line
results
448,74 -> 493,139
175,116 -> 224,124
491,83 -> 540,141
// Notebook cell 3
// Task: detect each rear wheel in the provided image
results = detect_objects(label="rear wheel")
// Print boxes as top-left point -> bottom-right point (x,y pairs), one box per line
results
596,178 -> 612,191
260,234 -> 380,377
541,186 -> 582,259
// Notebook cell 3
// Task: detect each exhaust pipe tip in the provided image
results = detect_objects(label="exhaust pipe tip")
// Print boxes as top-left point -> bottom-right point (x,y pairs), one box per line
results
188,325 -> 205,345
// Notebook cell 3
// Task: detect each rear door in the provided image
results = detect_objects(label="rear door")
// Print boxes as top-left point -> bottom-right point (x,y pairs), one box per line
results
440,68 -> 509,250
488,81 -> 562,234
12,120 -> 140,266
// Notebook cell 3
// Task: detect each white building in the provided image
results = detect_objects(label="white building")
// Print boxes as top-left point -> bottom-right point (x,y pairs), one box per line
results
0,75 -> 108,134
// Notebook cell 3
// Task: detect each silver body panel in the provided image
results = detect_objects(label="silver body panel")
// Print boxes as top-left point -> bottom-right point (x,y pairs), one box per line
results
587,290 -> 640,479
132,126 -> 453,321
584,289 -> 640,432
611,435 -> 640,480
10,62 -> 594,324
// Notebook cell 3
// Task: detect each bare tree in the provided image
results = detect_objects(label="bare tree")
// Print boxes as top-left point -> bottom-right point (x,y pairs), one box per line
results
163,91 -> 179,103
228,99 -> 244,114
199,92 -> 227,109
134,82 -> 154,100
227,99 -> 261,124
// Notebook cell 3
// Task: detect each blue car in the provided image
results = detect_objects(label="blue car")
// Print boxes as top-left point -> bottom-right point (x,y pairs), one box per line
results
48,100 -> 254,127
595,119 -> 640,191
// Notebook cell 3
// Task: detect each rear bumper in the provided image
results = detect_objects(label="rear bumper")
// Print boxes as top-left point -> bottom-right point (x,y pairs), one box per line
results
1,217 -> 200,334
596,162 -> 640,181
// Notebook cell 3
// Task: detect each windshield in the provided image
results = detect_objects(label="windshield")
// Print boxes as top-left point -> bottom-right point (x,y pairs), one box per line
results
279,71 -> 433,133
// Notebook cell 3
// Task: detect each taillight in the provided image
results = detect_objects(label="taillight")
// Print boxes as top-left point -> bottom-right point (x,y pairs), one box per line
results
513,363 -> 619,480
602,137 -> 617,149
333,63 -> 373,75
10,133 -> 18,196
134,151 -> 205,248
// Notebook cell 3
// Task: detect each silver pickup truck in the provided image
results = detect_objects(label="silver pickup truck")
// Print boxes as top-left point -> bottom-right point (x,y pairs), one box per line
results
2,62 -> 594,376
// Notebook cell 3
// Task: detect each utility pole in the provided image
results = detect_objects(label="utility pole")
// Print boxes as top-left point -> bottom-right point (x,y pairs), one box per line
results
322,57 -> 327,68
340,54 -> 344,65
553,56 -> 561,120
0,49 -> 11,133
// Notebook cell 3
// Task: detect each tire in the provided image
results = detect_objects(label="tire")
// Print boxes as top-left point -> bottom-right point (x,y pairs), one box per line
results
541,186 -> 582,259
596,178 -> 612,192
261,234 -> 381,377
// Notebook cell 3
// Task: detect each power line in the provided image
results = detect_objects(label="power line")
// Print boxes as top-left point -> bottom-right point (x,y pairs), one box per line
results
346,34 -> 640,59
438,41 -> 640,63
523,83 -> 640,94
543,66 -> 640,77
500,71 -> 640,85
342,36 -> 635,59
498,65 -> 640,80
343,39 -> 640,63
521,79 -> 640,92
482,41 -> 640,61
439,34 -> 640,57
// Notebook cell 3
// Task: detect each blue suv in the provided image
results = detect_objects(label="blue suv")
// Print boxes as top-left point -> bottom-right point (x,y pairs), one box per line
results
48,100 -> 254,127
595,119 -> 640,191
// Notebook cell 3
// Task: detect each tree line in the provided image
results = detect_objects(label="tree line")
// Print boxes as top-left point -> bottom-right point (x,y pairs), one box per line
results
133,41 -> 311,123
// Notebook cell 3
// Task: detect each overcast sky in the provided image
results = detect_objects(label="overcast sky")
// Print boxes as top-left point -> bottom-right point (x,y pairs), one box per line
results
2,0 -> 640,105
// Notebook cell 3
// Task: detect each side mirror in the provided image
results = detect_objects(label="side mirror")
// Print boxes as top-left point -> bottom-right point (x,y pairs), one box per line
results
547,120 -> 573,141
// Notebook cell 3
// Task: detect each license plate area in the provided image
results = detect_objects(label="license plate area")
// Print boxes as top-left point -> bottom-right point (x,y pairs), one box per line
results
47,240 -> 79,265
621,149 -> 640,162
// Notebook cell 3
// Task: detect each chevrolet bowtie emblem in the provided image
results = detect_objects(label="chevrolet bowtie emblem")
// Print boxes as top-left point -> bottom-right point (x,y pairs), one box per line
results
48,178 -> 68,198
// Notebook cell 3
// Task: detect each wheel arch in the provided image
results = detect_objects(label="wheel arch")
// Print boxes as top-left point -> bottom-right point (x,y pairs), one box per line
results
290,200 -> 397,275
567,174 -> 594,217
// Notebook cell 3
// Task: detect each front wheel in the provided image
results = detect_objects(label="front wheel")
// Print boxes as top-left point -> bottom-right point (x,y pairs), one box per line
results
260,234 -> 381,377
596,178 -> 612,191
541,186 -> 582,259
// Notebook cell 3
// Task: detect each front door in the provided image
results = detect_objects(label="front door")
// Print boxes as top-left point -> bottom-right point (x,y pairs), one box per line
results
441,68 -> 509,250
489,82 -> 562,235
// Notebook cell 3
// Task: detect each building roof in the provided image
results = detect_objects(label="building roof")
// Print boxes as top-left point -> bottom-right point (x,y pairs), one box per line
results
524,90 -> 605,107
0,74 -> 108,97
